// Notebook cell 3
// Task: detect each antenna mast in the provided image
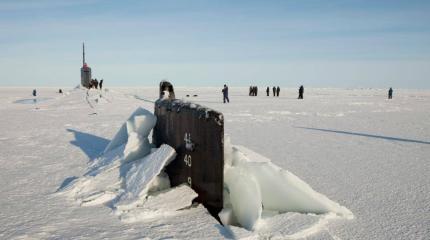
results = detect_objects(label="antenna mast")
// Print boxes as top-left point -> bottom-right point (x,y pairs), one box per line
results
82,42 -> 85,65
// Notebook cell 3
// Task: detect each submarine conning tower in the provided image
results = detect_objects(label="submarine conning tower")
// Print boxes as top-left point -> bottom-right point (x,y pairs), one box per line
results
80,43 -> 92,88
153,81 -> 224,219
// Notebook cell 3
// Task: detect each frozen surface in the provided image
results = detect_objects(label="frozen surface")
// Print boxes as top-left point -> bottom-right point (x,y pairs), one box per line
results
0,87 -> 429,239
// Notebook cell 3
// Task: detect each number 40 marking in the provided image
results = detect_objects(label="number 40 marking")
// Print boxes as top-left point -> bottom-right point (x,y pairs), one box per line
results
184,154 -> 192,167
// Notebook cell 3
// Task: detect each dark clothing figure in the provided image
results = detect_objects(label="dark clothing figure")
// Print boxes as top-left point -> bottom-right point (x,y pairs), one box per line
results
222,84 -> 229,103
32,89 -> 37,97
266,87 -> 270,96
388,88 -> 393,99
272,87 -> 276,97
276,86 -> 280,97
99,79 -> 103,90
159,80 -> 175,99
298,85 -> 304,99
59,89 -> 63,94
250,86 -> 258,96
94,79 -> 99,89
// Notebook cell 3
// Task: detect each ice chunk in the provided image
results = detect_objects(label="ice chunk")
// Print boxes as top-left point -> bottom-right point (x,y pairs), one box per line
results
123,132 -> 151,163
104,107 -> 156,153
242,161 -> 352,217
218,207 -> 236,226
115,144 -> 177,210
232,145 -> 271,163
147,171 -> 171,193
223,143 -> 353,231
224,167 -> 262,230
224,135 -> 233,166
67,162 -> 122,206
119,185 -> 197,223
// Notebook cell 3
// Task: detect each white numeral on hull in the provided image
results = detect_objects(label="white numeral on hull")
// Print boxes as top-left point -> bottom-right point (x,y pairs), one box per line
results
184,154 -> 192,167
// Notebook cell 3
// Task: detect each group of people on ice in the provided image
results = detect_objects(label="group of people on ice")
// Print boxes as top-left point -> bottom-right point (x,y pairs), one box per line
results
267,86 -> 281,97
222,85 -> 394,103
88,78 -> 104,90
249,86 -> 258,96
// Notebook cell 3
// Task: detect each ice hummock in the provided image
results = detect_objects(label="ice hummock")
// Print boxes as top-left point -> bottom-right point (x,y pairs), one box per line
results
222,136 -> 353,230
60,107 -> 180,216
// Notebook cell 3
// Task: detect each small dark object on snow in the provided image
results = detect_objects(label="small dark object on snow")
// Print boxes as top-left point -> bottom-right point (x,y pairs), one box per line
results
222,84 -> 229,103
298,85 -> 304,99
388,87 -> 393,99
59,89 -> 63,94
193,94 -> 198,97
186,94 -> 190,97
32,89 -> 37,97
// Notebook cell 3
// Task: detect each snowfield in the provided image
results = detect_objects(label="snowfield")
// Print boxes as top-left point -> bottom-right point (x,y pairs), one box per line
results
0,86 -> 429,239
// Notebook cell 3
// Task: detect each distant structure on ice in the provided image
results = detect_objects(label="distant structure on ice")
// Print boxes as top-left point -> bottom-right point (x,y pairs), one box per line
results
80,43 -> 92,88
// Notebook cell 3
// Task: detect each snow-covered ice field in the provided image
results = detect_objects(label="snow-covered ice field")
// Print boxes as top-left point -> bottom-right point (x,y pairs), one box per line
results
0,86 -> 429,239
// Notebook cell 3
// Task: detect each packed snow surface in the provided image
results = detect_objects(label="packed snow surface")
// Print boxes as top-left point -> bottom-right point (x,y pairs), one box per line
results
0,87 -> 429,239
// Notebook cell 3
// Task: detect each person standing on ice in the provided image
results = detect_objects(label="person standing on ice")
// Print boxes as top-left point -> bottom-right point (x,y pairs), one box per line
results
266,87 -> 269,96
276,86 -> 280,97
388,87 -> 393,99
222,84 -> 230,103
272,86 -> 276,97
32,89 -> 37,97
99,79 -> 103,90
298,85 -> 304,99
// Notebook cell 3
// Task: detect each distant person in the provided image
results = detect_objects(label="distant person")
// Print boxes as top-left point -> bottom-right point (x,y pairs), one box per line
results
32,89 -> 37,97
94,79 -> 99,89
99,79 -> 103,90
266,87 -> 269,96
388,87 -> 393,99
272,86 -> 276,97
59,89 -> 63,94
276,86 -> 280,97
222,84 -> 230,103
249,86 -> 252,96
298,85 -> 304,99
255,86 -> 258,96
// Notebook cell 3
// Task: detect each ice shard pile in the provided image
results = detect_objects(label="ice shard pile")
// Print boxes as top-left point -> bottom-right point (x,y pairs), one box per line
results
60,107 -> 195,218
221,137 -> 354,230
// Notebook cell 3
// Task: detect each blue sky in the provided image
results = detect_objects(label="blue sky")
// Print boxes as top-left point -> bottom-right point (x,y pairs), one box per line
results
0,0 -> 429,88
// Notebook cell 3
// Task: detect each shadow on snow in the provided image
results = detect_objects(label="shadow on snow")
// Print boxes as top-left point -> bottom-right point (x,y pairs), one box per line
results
67,128 -> 110,160
296,127 -> 430,145
56,176 -> 78,192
